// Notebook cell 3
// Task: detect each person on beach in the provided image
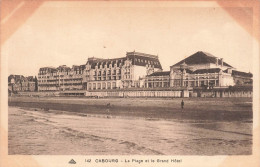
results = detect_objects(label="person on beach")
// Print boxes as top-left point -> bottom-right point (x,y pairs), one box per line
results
181,100 -> 184,112
106,103 -> 111,115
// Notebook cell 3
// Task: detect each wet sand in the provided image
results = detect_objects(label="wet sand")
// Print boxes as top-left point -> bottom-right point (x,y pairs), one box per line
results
8,97 -> 252,155
8,97 -> 252,121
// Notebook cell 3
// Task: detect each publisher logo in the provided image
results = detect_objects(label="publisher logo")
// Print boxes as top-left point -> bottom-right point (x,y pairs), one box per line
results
69,159 -> 76,164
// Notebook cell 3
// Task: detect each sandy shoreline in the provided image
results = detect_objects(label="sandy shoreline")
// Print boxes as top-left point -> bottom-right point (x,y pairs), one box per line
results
8,97 -> 253,121
8,97 -> 252,155
8,106 -> 252,155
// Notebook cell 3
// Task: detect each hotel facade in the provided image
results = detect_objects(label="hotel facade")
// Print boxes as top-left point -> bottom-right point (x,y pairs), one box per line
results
37,51 -> 162,91
35,51 -> 252,92
38,65 -> 86,91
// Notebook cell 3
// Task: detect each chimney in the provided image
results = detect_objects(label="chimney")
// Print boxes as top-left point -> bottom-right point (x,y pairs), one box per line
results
216,58 -> 219,66
227,68 -> 232,74
220,58 -> 223,67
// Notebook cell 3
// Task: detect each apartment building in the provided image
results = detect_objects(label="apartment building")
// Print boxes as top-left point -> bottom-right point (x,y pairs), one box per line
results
37,51 -> 162,91
83,51 -> 162,90
38,65 -> 85,91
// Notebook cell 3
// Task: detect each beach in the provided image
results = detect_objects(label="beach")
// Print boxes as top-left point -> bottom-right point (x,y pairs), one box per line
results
8,97 -> 252,155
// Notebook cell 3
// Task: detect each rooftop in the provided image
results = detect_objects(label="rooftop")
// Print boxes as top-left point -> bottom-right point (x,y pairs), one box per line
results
8,75 -> 36,83
148,71 -> 170,76
86,51 -> 162,69
126,51 -> 158,59
192,68 -> 222,74
172,51 -> 233,68
223,69 -> 253,78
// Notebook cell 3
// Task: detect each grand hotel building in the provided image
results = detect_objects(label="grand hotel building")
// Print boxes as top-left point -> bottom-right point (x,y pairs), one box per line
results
38,51 -> 162,91
37,51 -> 252,92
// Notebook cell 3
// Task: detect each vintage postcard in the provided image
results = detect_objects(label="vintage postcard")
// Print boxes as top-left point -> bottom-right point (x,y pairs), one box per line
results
1,0 -> 260,167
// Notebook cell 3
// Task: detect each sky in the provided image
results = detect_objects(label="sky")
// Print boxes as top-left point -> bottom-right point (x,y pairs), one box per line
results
2,1 -> 253,76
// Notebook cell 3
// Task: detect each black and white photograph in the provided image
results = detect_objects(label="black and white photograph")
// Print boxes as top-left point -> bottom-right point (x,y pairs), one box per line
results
0,0 -> 259,167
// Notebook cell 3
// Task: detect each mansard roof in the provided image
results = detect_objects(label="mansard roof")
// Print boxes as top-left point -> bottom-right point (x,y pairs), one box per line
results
231,70 -> 253,77
72,65 -> 86,70
57,65 -> 71,72
39,67 -> 58,73
173,51 -> 233,68
127,51 -> 162,69
148,71 -> 170,76
89,57 -> 126,69
87,51 -> 162,69
39,67 -> 56,70
223,69 -> 253,78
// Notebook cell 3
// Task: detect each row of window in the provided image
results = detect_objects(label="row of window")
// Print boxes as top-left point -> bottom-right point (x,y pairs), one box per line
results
172,80 -> 220,87
38,83 -> 82,86
39,80 -> 82,83
147,78 -> 169,81
135,58 -> 159,65
147,82 -> 170,88
95,63 -> 122,69
94,76 -> 121,81
94,71 -> 121,76
88,82 -> 117,90
39,71 -> 83,77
